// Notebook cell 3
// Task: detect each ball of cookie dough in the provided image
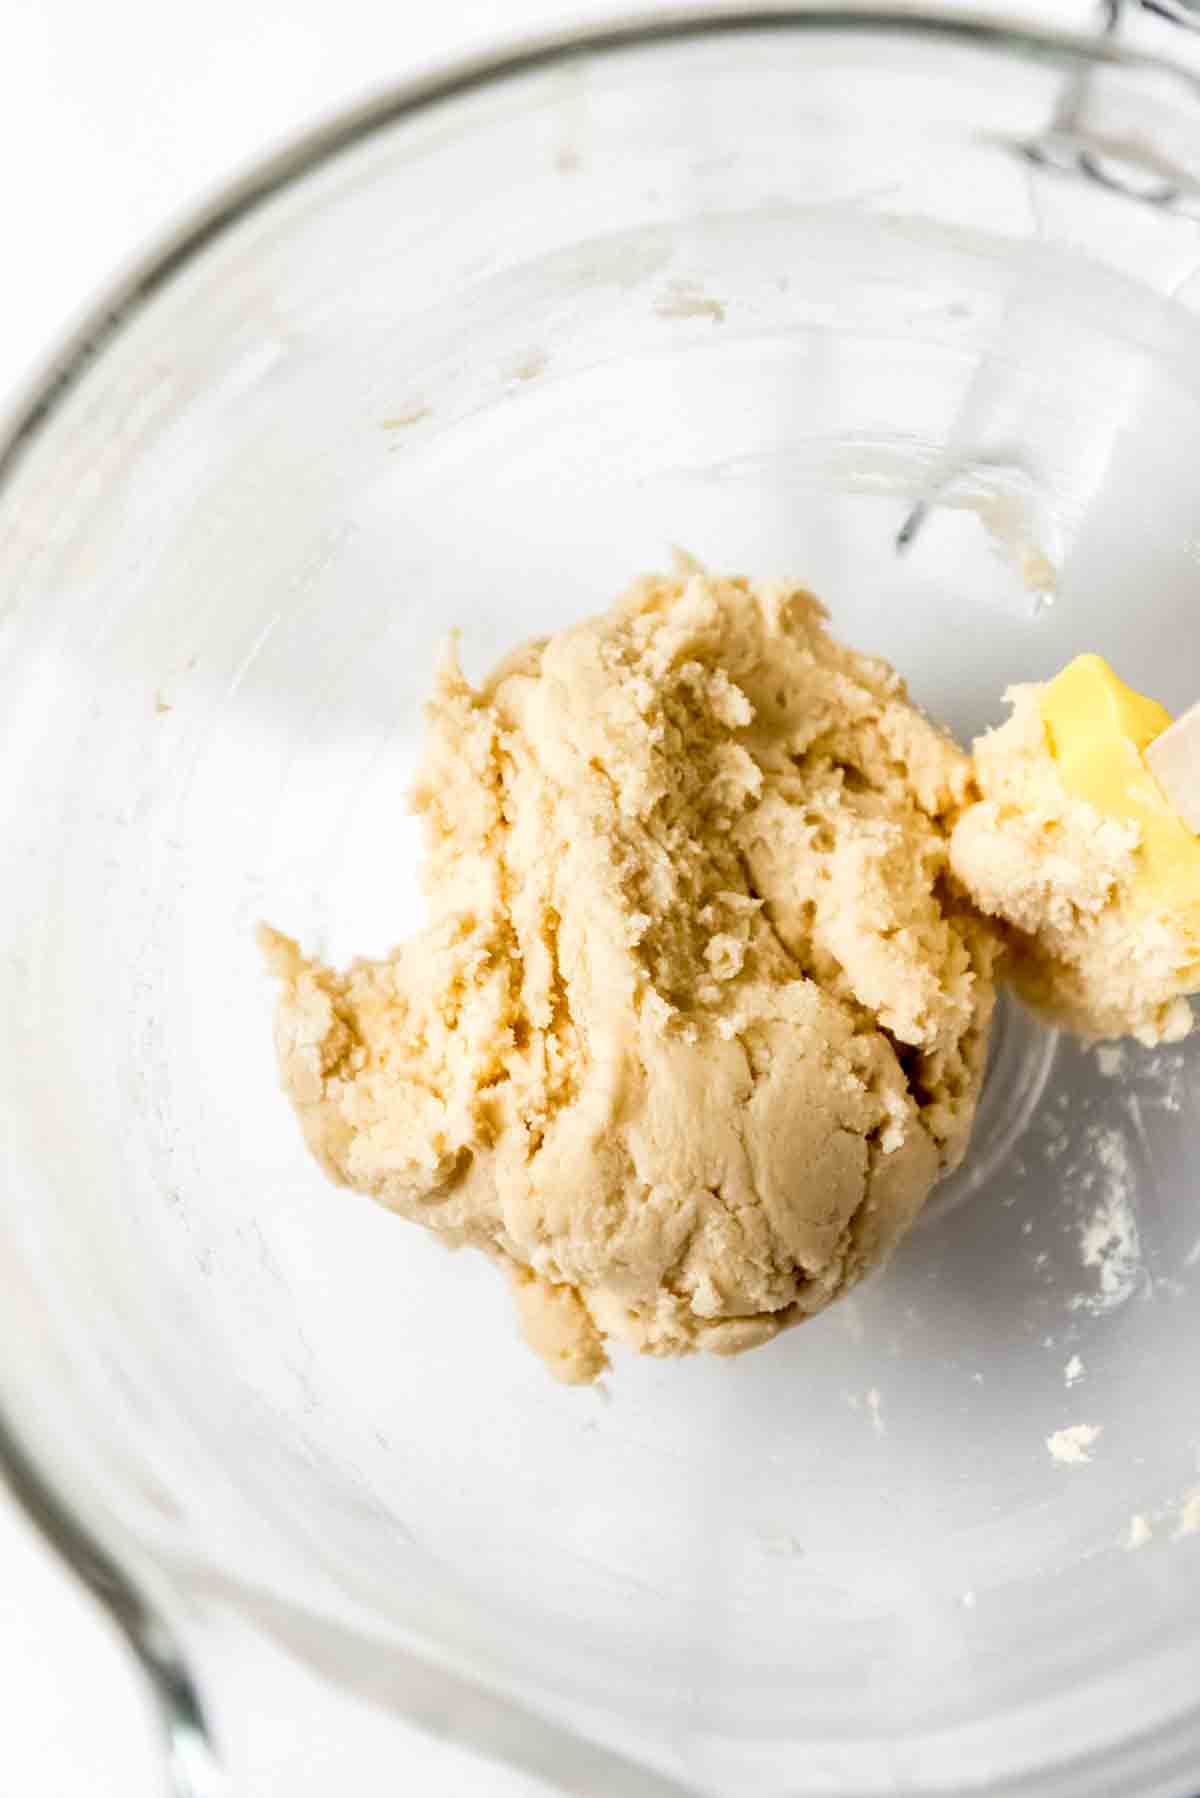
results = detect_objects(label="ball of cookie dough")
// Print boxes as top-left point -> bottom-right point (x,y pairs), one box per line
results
263,568 -> 995,1382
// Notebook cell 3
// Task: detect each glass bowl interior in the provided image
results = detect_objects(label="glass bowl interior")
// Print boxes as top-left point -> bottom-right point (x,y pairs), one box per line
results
4,16 -> 1200,1796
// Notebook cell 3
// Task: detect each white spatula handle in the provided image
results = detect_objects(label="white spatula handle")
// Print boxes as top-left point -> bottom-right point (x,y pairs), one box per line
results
1146,701 -> 1200,833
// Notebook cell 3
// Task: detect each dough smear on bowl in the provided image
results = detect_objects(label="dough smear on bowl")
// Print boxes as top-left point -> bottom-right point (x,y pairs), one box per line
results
262,567 -> 997,1383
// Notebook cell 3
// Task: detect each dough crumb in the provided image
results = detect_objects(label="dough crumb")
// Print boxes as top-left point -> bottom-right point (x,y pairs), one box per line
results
757,1531 -> 805,1558
1064,1353 -> 1085,1387
1173,1489 -> 1200,1538
1126,1514 -> 1152,1551
262,569 -> 995,1382
1047,1423 -> 1101,1465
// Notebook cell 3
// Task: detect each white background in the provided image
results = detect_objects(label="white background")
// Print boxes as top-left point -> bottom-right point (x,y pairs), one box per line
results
0,0 -> 1114,1792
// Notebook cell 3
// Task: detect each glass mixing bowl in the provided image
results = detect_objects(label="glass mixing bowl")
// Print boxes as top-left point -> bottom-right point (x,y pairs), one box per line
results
5,10 -> 1200,1796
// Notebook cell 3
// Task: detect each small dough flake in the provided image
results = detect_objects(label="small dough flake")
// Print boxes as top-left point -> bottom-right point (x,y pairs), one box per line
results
1174,1490 -> 1200,1539
1047,1423 -> 1102,1465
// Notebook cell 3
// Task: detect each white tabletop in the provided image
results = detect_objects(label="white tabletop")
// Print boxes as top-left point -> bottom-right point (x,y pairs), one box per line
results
0,0 -> 1117,1791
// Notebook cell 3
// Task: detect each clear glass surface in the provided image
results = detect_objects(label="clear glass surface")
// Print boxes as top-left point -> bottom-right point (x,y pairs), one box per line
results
3,14 -> 1200,1796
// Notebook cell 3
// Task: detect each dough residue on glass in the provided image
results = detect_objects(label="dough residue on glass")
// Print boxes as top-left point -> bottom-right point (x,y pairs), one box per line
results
1069,1130 -> 1143,1317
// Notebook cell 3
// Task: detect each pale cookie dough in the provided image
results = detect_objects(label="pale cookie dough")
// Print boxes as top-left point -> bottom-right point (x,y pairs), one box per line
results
951,686 -> 1194,1045
262,569 -> 995,1382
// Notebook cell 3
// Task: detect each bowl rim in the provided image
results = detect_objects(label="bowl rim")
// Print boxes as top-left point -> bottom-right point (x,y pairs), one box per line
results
3,9 -> 1200,1796
3,3 -> 1199,498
